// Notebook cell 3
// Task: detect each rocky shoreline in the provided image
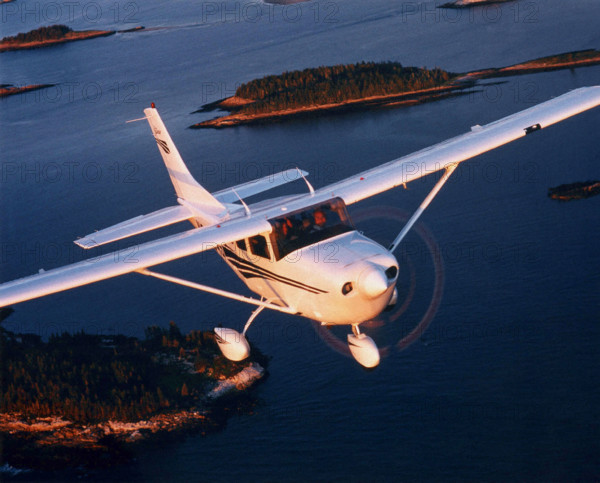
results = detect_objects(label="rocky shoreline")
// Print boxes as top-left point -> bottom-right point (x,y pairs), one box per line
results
439,0 -> 515,8
0,363 -> 266,471
0,84 -> 55,98
548,181 -> 600,201
462,51 -> 600,81
191,84 -> 465,129
0,319 -> 269,472
0,30 -> 115,53
0,25 -> 144,53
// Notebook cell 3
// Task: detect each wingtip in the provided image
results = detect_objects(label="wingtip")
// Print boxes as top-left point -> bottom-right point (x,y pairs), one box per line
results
74,239 -> 94,250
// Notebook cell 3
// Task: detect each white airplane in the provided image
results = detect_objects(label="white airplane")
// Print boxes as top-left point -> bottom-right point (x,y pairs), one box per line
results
1,87 -> 599,367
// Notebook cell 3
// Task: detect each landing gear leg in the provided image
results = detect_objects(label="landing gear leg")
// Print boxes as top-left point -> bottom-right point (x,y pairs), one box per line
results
243,304 -> 266,336
347,324 -> 380,369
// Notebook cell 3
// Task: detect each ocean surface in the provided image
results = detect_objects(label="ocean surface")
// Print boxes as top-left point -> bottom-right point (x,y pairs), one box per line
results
1,0 -> 599,480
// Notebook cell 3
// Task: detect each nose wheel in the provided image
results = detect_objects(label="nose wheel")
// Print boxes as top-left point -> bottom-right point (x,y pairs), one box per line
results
347,324 -> 380,368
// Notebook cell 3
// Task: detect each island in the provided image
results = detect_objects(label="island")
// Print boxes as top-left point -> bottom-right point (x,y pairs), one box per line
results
264,0 -> 311,4
0,24 -> 144,53
192,50 -> 600,129
0,83 -> 55,98
0,317 -> 267,471
439,0 -> 515,8
548,180 -> 600,201
463,49 -> 600,80
192,61 -> 458,128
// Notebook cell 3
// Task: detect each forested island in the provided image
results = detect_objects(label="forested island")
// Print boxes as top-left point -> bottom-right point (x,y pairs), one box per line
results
0,318 -> 267,470
0,24 -> 143,52
193,61 -> 458,128
234,62 -> 452,114
192,49 -> 600,128
548,181 -> 600,201
0,83 -> 55,98
439,0 -> 515,8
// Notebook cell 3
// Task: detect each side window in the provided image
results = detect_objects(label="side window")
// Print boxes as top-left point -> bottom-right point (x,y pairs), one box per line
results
236,239 -> 247,251
248,235 -> 270,259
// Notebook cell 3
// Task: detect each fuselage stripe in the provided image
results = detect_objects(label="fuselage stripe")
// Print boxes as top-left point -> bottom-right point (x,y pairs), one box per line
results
234,268 -> 324,294
228,258 -> 327,293
219,246 -> 328,294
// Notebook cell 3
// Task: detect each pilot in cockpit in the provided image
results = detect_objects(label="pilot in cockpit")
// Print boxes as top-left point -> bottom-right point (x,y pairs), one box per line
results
312,209 -> 327,231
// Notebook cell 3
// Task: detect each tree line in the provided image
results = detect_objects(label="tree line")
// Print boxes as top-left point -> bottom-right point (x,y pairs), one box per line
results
233,61 -> 455,115
2,25 -> 73,44
0,322 -> 253,423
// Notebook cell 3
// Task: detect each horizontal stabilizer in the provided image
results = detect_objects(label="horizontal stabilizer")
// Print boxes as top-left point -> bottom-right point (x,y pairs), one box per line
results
75,204 -> 195,249
214,169 -> 309,203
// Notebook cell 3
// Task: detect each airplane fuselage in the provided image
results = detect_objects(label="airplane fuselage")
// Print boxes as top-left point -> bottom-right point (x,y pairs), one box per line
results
217,198 -> 399,326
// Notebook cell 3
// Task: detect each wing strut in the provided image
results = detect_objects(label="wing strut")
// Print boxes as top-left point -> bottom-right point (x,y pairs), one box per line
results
135,268 -> 297,314
388,163 -> 458,254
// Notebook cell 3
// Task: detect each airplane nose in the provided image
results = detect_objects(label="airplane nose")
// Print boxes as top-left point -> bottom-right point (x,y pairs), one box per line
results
358,264 -> 389,299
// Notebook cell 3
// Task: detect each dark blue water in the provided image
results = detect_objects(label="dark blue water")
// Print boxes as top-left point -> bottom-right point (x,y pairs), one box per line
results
1,0 -> 599,480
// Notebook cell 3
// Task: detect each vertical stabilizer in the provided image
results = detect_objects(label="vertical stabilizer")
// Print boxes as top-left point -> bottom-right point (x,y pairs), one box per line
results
144,106 -> 226,221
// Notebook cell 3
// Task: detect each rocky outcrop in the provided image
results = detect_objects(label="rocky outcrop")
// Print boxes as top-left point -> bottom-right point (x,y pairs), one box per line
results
0,361 -> 265,470
548,181 -> 600,201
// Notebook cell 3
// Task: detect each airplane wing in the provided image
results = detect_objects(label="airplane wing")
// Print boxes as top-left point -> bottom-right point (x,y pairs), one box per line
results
0,217 -> 271,307
1,87 -> 598,308
321,86 -> 600,205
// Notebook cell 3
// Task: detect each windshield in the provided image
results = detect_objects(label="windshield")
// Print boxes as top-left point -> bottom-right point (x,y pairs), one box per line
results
269,198 -> 354,260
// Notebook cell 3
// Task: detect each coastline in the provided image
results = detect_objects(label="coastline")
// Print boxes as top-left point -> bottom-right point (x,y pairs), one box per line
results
0,323 -> 268,471
548,181 -> 600,201
439,0 -> 515,8
0,30 -> 116,53
0,84 -> 55,98
0,363 -> 266,471
191,84 -> 465,129
465,53 -> 600,80
0,26 -> 143,53
192,50 -> 600,129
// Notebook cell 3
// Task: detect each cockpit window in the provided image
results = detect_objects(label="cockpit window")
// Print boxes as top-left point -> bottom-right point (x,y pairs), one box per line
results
269,198 -> 354,260
249,235 -> 270,259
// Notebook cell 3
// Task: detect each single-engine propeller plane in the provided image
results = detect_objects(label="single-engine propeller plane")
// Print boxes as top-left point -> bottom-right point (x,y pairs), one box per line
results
1,87 -> 599,367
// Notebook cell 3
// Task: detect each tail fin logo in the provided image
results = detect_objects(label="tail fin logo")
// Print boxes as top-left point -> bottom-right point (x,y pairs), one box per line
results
155,138 -> 170,154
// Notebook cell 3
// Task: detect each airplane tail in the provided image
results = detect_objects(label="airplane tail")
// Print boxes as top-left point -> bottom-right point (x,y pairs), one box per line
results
144,105 -> 226,223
